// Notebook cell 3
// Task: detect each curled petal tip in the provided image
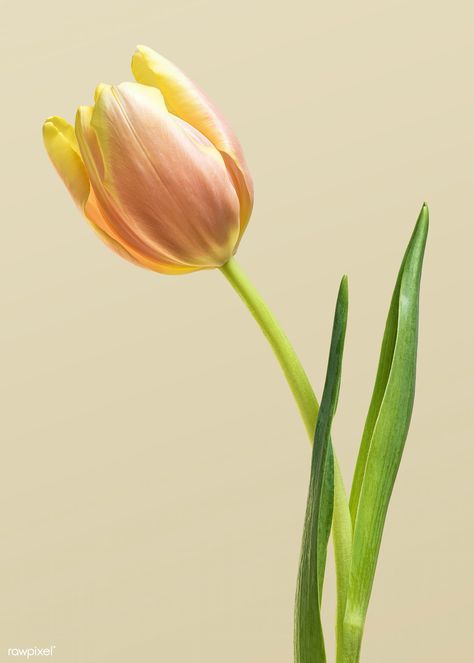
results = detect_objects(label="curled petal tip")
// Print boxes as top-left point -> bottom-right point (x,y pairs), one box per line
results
43,115 -> 73,138
42,118 -> 55,138
133,44 -> 156,60
94,82 -> 110,102
42,115 -> 90,208
75,105 -> 94,131
43,116 -> 56,129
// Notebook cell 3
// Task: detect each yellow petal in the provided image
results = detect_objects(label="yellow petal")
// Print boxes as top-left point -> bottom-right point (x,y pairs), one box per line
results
42,116 -> 90,208
131,45 -> 253,237
131,45 -> 233,153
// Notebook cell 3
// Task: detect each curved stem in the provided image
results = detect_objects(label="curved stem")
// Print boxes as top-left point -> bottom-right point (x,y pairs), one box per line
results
220,257 -> 352,662
220,257 -> 317,438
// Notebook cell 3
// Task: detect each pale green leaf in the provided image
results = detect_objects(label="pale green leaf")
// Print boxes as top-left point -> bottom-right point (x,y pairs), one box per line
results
342,205 -> 429,662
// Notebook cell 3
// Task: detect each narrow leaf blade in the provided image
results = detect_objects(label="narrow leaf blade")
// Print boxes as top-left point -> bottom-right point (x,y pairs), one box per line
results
343,205 -> 429,661
295,277 -> 349,663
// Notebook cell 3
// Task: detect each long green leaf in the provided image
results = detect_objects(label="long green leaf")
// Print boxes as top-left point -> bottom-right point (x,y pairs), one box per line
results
342,205 -> 429,662
295,276 -> 349,663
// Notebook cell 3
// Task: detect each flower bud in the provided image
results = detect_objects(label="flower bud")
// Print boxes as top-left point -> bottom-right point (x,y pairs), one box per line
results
43,46 -> 253,274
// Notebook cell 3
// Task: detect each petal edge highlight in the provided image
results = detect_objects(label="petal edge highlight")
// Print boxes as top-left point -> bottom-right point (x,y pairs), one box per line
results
131,45 -> 253,234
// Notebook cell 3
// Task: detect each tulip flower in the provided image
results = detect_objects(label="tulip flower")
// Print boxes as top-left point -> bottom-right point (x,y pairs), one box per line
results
43,45 -> 253,274
43,47 -> 429,663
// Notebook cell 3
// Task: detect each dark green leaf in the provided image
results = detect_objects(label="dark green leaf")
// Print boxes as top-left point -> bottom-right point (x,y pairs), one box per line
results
295,276 -> 349,663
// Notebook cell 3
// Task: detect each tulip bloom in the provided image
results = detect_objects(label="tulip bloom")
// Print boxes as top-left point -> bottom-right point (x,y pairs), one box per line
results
43,45 -> 253,274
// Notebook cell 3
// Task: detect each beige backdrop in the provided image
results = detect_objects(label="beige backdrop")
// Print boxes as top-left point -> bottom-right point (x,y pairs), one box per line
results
1,0 -> 473,661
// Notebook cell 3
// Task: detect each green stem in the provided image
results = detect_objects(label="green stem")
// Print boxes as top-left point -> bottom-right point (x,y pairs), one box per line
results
339,619 -> 364,663
220,257 -> 317,438
333,461 -> 353,663
220,257 -> 352,661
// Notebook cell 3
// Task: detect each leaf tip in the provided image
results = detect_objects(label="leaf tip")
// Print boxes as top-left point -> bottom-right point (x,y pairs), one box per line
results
338,275 -> 349,313
340,274 -> 349,293
420,202 -> 429,228
409,203 -> 429,251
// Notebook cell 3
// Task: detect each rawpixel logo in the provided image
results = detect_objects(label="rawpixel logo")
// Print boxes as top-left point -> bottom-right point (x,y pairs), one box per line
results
7,647 -> 56,658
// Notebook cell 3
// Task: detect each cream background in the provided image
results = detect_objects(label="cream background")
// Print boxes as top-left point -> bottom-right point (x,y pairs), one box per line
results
1,1 -> 473,661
